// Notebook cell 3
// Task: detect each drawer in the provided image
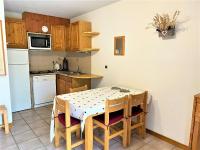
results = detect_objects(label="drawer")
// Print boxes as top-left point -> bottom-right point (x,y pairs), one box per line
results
57,74 -> 72,83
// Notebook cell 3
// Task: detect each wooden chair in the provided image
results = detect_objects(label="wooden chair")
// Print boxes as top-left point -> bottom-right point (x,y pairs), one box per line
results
0,105 -> 9,134
127,91 -> 148,145
93,96 -> 128,150
69,85 -> 88,93
54,97 -> 84,150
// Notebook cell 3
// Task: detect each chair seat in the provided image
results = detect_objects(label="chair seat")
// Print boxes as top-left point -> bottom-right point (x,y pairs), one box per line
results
132,106 -> 143,116
93,110 -> 124,125
58,113 -> 80,127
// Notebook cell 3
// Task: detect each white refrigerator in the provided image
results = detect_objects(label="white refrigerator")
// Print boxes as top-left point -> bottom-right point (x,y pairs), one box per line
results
8,48 -> 31,112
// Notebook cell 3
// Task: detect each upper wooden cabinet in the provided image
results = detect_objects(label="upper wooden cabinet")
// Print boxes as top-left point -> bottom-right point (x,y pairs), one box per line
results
51,24 -> 70,51
51,25 -> 66,51
70,21 -> 99,51
5,18 -> 27,48
22,12 -> 70,33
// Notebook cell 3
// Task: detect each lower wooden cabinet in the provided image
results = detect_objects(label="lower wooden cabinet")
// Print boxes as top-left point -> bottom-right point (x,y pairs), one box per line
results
190,94 -> 200,150
56,74 -> 91,95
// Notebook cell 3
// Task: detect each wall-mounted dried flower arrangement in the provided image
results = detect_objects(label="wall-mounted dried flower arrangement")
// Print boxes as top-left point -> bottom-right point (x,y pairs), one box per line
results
149,11 -> 180,39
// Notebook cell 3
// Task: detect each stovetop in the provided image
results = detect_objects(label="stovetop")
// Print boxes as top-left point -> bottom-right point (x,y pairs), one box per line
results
30,70 -> 55,74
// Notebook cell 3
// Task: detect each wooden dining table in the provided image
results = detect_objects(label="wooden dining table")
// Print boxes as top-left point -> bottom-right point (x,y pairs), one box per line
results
50,86 -> 147,150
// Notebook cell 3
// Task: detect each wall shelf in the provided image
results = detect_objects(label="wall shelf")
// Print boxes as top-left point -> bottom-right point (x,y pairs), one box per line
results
83,32 -> 100,37
76,48 -> 100,53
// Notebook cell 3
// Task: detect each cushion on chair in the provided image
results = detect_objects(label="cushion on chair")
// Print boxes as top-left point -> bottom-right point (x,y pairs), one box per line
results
131,106 -> 143,116
93,110 -> 124,125
58,113 -> 80,127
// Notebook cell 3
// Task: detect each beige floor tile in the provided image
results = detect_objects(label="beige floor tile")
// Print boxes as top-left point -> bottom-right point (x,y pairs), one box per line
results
3,144 -> 19,150
11,124 -> 31,135
13,119 -> 27,127
13,130 -> 36,144
109,142 -> 126,150
32,126 -> 50,136
44,117 -> 51,125
28,119 -> 48,129
38,133 -> 51,146
138,144 -> 157,150
35,107 -> 50,113
23,115 -> 41,124
12,113 -> 22,121
46,143 -> 66,150
141,138 -> 175,150
20,110 -> 36,118
18,138 -> 44,150
0,134 -> 16,149
0,129 -> 12,139
38,113 -> 52,119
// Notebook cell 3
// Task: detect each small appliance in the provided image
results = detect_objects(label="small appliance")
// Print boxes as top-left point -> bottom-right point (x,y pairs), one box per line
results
31,74 -> 56,108
28,32 -> 51,50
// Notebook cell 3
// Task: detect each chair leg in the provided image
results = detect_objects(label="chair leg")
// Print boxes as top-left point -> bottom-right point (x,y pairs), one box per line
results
54,118 -> 60,147
3,110 -> 9,134
66,128 -> 72,150
123,119 -> 128,147
75,129 -> 81,139
138,113 -> 145,138
127,118 -> 131,145
141,113 -> 146,138
104,127 -> 109,150
137,115 -> 142,136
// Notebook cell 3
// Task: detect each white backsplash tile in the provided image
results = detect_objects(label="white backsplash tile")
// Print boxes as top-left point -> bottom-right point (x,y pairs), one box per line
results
29,51 -> 91,73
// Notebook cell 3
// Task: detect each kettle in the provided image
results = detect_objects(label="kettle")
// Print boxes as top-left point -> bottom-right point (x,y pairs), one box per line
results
54,61 -> 60,71
63,57 -> 68,71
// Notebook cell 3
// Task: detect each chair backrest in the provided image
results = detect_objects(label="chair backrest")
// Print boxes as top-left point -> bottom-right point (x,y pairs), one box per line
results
105,96 -> 128,125
128,91 -> 148,117
55,97 -> 71,127
69,85 -> 88,93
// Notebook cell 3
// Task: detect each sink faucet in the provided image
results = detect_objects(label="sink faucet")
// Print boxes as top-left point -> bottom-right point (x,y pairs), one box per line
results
77,65 -> 80,73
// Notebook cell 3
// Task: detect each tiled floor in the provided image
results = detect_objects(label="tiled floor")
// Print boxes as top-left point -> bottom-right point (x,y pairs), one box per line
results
0,105 -> 182,150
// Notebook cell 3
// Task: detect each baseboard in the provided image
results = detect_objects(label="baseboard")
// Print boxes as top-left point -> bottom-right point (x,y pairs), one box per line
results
0,123 -> 13,129
147,129 -> 190,150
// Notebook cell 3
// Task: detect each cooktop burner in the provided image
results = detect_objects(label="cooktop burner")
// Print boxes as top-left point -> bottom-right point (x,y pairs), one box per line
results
30,70 -> 55,74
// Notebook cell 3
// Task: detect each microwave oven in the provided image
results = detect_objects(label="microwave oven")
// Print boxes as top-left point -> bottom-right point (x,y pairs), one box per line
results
28,32 -> 51,50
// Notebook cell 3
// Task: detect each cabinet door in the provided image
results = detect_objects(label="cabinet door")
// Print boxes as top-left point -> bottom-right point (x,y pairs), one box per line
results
51,25 -> 66,51
65,24 -> 70,50
70,22 -> 79,50
6,19 -> 27,48
56,77 -> 67,95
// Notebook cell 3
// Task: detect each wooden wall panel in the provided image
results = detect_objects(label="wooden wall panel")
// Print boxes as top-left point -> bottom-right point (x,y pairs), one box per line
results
22,12 -> 70,33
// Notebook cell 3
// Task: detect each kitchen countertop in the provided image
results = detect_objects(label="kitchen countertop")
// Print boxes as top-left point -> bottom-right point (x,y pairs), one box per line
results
30,71 -> 103,79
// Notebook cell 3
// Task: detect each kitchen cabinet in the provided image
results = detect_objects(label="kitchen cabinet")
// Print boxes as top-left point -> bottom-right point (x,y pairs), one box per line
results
51,25 -> 66,51
56,74 -> 91,95
190,93 -> 200,150
5,18 -> 27,48
70,21 -> 99,51
51,24 -> 70,51
22,12 -> 70,33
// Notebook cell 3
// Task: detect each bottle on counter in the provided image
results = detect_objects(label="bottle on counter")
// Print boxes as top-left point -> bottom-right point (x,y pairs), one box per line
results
63,57 -> 69,71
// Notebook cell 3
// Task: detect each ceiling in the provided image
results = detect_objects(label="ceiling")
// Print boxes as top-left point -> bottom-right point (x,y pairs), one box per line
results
4,0 -> 119,19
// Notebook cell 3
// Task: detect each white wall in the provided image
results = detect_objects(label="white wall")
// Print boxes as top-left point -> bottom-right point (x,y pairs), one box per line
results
72,0 -> 200,145
0,0 -> 12,124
